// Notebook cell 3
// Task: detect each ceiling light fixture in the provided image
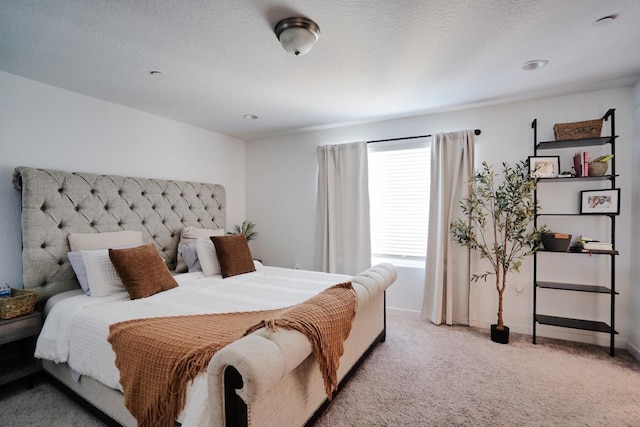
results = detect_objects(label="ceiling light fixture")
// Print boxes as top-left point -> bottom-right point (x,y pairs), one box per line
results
243,114 -> 259,120
274,17 -> 320,56
522,59 -> 548,71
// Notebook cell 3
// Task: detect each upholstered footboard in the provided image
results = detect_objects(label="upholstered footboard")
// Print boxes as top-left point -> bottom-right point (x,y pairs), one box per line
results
208,263 -> 397,427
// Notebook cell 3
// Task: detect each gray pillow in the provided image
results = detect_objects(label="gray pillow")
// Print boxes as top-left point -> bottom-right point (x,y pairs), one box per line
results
179,243 -> 202,273
68,251 -> 90,295
175,227 -> 224,272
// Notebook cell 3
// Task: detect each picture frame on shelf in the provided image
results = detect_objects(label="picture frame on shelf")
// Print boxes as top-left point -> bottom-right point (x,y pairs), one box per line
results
528,156 -> 560,178
580,188 -> 620,215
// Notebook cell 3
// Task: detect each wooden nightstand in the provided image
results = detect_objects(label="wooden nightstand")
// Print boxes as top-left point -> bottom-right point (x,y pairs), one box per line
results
0,311 -> 42,386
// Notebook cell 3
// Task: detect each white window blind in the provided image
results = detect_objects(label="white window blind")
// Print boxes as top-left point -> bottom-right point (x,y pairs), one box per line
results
368,138 -> 430,259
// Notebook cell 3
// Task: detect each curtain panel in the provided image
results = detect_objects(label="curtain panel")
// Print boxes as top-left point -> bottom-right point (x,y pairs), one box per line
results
315,141 -> 371,276
422,130 -> 475,325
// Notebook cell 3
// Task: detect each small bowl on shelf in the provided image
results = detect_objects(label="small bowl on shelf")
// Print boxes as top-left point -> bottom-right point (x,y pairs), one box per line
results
541,233 -> 572,252
588,161 -> 608,176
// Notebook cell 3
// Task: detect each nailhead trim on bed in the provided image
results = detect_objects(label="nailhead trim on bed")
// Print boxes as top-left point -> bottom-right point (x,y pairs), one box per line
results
14,167 -> 226,303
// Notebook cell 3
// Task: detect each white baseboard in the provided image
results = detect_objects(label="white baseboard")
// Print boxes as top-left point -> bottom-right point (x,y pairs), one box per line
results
400,314 -> 631,352
627,340 -> 640,361
386,306 -> 421,318
471,319 -> 627,349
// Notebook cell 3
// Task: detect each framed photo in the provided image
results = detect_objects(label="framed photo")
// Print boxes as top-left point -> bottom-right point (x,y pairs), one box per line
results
580,188 -> 620,215
528,156 -> 560,178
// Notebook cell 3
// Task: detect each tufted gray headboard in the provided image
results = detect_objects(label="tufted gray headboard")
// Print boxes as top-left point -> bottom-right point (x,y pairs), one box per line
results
14,167 -> 226,303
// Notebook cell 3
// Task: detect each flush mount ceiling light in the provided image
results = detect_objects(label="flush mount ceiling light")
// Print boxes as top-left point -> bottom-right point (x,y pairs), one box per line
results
522,59 -> 548,71
274,17 -> 320,56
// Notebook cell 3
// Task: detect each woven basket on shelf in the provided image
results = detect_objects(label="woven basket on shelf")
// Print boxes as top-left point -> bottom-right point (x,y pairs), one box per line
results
553,119 -> 603,141
0,289 -> 37,319
588,161 -> 608,177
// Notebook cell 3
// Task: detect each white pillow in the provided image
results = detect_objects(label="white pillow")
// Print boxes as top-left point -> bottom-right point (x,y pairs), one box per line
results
81,249 -> 126,297
68,230 -> 144,252
69,244 -> 141,295
195,237 -> 221,277
176,227 -> 224,272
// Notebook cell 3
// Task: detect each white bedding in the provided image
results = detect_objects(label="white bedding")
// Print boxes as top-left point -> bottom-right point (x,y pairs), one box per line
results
35,264 -> 350,426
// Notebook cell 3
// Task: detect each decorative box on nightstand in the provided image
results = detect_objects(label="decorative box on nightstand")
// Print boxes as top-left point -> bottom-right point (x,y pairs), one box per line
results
0,311 -> 42,386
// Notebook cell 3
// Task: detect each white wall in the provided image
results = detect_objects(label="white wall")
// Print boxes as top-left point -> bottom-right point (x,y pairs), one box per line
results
628,82 -> 640,359
0,71 -> 246,289
247,87 -> 635,348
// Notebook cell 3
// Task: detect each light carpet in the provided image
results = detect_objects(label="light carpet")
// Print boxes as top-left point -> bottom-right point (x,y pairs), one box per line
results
2,312 -> 640,426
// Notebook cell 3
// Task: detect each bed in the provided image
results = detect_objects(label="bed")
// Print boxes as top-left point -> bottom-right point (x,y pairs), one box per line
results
14,166 -> 396,427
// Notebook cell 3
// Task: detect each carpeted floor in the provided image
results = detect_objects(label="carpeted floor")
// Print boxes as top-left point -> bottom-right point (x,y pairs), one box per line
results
2,312 -> 640,426
315,314 -> 640,426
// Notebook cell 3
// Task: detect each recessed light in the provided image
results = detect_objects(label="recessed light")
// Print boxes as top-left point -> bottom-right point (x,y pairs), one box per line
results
522,59 -> 548,71
593,15 -> 617,26
243,114 -> 259,120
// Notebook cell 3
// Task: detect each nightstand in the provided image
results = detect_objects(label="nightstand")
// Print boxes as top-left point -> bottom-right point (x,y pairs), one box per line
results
0,311 -> 41,386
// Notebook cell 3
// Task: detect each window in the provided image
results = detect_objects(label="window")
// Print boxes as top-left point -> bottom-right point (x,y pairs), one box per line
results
368,138 -> 430,265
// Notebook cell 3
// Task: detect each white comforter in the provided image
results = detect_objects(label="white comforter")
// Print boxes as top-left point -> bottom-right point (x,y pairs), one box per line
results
35,265 -> 350,426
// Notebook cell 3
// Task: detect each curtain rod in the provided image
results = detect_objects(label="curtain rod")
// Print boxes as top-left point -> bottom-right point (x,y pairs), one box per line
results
367,129 -> 481,144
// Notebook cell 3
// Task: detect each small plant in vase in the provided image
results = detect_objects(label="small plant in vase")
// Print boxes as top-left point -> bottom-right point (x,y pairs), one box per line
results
588,154 -> 614,177
450,161 -> 545,344
228,220 -> 258,241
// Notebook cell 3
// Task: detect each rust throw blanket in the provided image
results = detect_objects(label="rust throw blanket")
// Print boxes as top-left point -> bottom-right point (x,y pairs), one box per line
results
245,281 -> 357,399
107,282 -> 357,427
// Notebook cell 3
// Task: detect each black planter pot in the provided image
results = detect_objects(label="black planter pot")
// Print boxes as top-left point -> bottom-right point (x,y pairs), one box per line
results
490,324 -> 510,344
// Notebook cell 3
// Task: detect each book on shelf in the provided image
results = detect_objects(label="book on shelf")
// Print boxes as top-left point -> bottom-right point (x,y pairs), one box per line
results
583,151 -> 588,176
570,245 -> 616,254
574,236 -> 614,252
573,151 -> 590,176
582,242 -> 613,251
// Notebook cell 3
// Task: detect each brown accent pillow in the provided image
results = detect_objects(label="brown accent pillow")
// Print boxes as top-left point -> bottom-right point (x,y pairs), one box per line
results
109,244 -> 178,299
210,235 -> 256,278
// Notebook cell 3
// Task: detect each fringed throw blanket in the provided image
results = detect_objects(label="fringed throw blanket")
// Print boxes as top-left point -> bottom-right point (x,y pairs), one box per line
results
107,282 -> 357,427
245,281 -> 357,399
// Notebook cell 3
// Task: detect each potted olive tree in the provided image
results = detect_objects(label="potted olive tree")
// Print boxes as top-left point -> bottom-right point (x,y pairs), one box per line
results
450,161 -> 545,344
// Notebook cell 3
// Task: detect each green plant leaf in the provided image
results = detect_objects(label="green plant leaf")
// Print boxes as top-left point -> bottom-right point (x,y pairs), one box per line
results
228,220 -> 258,241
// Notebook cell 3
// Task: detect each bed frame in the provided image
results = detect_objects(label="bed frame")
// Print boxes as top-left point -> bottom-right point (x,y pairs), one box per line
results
15,166 -> 394,426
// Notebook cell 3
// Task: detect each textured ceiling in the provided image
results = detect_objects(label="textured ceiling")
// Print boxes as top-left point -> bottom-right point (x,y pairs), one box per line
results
1,0 -> 639,140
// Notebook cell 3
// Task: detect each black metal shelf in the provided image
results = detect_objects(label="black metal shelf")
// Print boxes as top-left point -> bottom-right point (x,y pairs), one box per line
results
536,281 -> 618,294
536,314 -> 618,335
536,135 -> 617,150
531,108 -> 618,357
537,248 -> 619,255
536,174 -> 617,182
537,213 -> 616,217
